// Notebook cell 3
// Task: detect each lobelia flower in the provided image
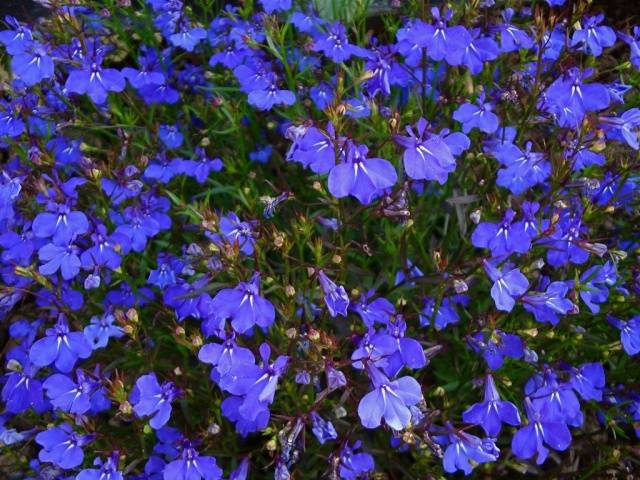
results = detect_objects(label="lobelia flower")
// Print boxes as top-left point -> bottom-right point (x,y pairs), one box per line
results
336,440 -> 375,479
413,8 -> 471,63
447,28 -> 499,74
76,452 -> 123,480
394,118 -> 469,184
0,17 -> 33,55
435,422 -> 499,475
43,369 -> 102,415
570,14 -> 616,57
10,41 -> 54,86
540,209 -> 590,267
471,209 -> 531,257
544,68 -> 610,128
619,26 -> 640,69
260,0 -> 292,14
462,374 -> 521,436
484,260 -> 529,312
158,124 -> 184,149
496,8 -> 534,52
357,364 -> 423,430
328,142 -> 397,204
80,224 -> 130,271
468,330 -> 524,370
600,108 -> 640,150
247,73 -> 295,111
163,441 -> 222,480
130,373 -> 181,429
169,23 -> 207,52
312,22 -> 368,63
568,362 -> 605,402
198,334 -> 255,381
209,212 -> 257,255
29,317 -> 92,373
578,261 -> 617,313
83,312 -> 125,349
317,269 -> 349,317
420,296 -> 460,330
2,355 -> 46,413
310,411 -> 338,444
383,316 -> 426,377
511,397 -> 571,465
35,423 -> 94,469
362,44 -> 409,97
522,280 -> 574,325
219,343 -> 289,422
38,239 -> 82,280
608,315 -> 640,355
289,123 -> 339,174
208,272 -> 275,334
350,290 -> 395,327
494,141 -> 550,195
453,95 -> 499,134
65,53 -> 125,104
526,369 -> 582,427
32,203 -> 89,243
177,147 -> 223,184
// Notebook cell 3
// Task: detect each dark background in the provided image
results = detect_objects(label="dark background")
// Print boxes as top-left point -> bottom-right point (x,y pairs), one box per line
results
1,0 -> 640,24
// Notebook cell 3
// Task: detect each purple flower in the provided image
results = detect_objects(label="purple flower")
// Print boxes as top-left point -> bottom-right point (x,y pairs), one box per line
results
209,272 -> 276,334
571,14 -> 616,57
76,452 -> 123,480
337,441 -> 374,479
328,143 -> 397,204
484,261 -> 529,312
453,95 -> 499,134
65,55 -> 125,104
462,374 -> 521,436
247,74 -> 295,111
38,240 -> 82,280
317,270 -> 349,317
35,423 -> 94,469
84,312 -> 125,349
608,315 -> 640,356
130,373 -> 181,429
511,397 -> 571,465
394,119 -> 469,184
158,124 -> 184,149
471,209 -> 531,257
436,423 -> 499,475
312,22 -> 368,63
10,41 -> 54,86
32,204 -> 89,243
310,411 -> 338,444
357,365 -> 423,430
29,317 -> 92,373
163,442 -> 222,480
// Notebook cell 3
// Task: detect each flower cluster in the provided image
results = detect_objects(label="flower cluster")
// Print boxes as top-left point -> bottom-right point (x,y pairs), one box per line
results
0,0 -> 639,478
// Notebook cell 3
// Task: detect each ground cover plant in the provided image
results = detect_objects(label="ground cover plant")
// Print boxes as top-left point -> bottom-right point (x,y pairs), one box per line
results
0,0 -> 639,478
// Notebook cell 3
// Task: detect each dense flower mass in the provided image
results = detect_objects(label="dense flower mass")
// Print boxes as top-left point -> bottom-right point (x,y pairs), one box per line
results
0,0 -> 639,478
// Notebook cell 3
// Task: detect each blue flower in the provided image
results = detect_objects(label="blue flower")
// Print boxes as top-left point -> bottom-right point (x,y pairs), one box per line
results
65,55 -> 126,104
312,22 -> 368,63
571,14 -> 615,57
484,261 -> 529,312
394,118 -> 469,184
0,17 -> 33,55
76,452 -> 123,480
84,312 -> 125,349
569,362 -> 605,401
247,74 -> 295,111
158,124 -> 184,149
29,317 -> 92,373
163,442 -> 222,480
522,280 -> 574,325
579,261 -> 617,313
462,374 -> 521,436
10,41 -> 54,86
497,8 -> 534,52
328,142 -> 397,204
494,141 -> 550,195
436,422 -> 499,475
608,315 -> 640,356
38,240 -> 82,280
317,269 -> 349,317
351,290 -> 395,327
208,272 -> 275,334
420,296 -> 460,330
310,411 -> 338,444
130,373 -> 181,429
468,330 -> 524,370
453,95 -> 499,134
32,204 -> 89,243
43,370 -> 97,414
198,333 -> 255,380
414,8 -> 471,63
471,208 -> 531,257
289,123 -> 338,174
337,441 -> 374,479
260,0 -> 292,14
169,25 -> 207,52
35,423 -> 93,469
447,28 -> 499,74
511,397 -> 572,465
2,355 -> 45,413
357,365 -> 423,430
